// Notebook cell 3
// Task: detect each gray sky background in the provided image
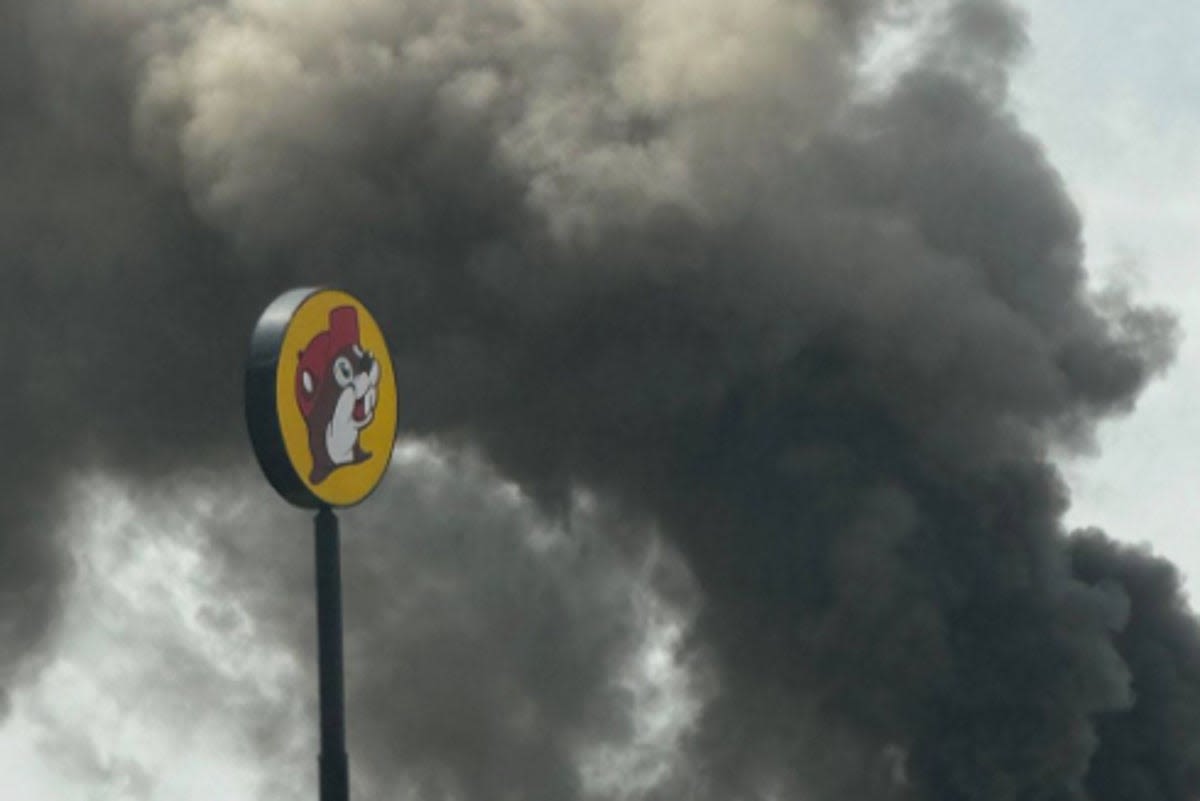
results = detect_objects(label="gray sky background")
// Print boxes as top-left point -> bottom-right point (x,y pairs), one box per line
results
1015,1 -> 1200,590
1,1 -> 1198,798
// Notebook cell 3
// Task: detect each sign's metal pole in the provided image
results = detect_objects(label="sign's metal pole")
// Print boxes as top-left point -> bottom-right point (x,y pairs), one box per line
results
315,506 -> 349,801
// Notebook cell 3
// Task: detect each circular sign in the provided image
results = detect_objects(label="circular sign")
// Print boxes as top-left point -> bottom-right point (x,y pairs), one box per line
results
246,287 -> 398,508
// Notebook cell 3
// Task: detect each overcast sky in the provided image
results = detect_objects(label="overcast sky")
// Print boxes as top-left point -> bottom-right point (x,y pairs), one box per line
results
1,1 -> 1199,799
1016,1 -> 1200,589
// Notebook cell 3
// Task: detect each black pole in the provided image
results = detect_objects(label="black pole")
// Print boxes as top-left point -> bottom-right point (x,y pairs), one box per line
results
315,506 -> 349,801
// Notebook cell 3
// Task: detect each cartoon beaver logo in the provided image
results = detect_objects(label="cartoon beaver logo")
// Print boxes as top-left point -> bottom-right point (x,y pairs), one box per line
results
295,306 -> 382,484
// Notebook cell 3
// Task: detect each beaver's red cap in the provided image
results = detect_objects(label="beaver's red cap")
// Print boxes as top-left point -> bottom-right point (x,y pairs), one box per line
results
327,306 -> 360,354
296,306 -> 361,419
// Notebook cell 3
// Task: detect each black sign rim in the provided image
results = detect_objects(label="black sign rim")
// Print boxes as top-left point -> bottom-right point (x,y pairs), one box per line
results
246,287 -> 324,507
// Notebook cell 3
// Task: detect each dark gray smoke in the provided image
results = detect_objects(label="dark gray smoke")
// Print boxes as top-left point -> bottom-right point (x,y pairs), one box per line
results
1070,530 -> 1200,801
1,0 -> 1196,798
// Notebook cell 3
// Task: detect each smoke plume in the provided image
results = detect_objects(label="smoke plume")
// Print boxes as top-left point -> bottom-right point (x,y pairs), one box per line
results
1,0 -> 1196,798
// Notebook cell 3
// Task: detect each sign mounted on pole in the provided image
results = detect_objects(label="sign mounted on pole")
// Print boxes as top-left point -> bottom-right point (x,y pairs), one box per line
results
246,286 -> 397,800
246,287 -> 399,508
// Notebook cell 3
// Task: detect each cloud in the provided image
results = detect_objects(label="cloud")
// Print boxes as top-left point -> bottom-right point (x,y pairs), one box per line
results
0,0 -> 1194,798
14,446 -> 698,800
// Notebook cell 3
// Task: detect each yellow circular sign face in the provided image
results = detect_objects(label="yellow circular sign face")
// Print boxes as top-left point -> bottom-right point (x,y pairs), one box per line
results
250,288 -> 398,507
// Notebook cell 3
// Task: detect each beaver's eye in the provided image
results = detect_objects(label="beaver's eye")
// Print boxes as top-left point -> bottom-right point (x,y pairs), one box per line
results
301,370 -> 315,395
334,357 -> 353,387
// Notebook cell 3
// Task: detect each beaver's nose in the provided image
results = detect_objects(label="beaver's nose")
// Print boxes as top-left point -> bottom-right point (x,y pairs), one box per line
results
360,351 -> 375,372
